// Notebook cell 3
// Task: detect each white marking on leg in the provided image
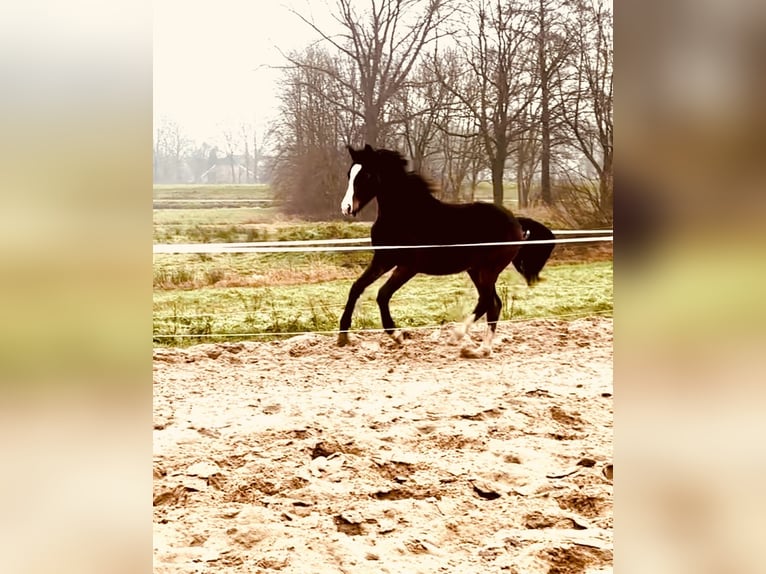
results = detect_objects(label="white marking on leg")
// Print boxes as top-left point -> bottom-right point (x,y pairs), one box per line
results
477,325 -> 495,357
461,325 -> 494,358
391,329 -> 404,345
451,313 -> 475,344
341,163 -> 361,215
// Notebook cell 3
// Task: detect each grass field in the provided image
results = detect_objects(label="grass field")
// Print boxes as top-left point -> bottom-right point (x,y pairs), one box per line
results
153,183 -> 272,200
154,216 -> 372,245
153,259 -> 612,345
153,184 -> 612,345
473,181 -> 519,208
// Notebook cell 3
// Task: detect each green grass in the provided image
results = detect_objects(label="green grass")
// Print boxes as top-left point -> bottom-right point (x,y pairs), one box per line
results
153,184 -> 272,200
153,260 -> 612,345
154,219 -> 373,246
473,181 -> 519,208
153,250 -> 370,290
153,206 -> 281,228
153,184 -> 280,233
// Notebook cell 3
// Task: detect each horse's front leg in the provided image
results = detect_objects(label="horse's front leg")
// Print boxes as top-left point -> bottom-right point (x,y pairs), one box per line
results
376,266 -> 417,345
338,255 -> 393,346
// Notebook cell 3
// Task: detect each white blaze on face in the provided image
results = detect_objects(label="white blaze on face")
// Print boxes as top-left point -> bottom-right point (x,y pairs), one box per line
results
341,163 -> 362,216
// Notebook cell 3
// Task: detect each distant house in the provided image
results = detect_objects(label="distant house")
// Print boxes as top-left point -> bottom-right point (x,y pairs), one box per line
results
153,147 -> 274,184
199,154 -> 257,184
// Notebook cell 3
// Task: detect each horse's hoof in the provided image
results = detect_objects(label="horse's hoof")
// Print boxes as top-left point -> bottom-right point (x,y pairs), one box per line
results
337,332 -> 349,347
460,345 -> 477,358
460,344 -> 491,359
391,330 -> 405,346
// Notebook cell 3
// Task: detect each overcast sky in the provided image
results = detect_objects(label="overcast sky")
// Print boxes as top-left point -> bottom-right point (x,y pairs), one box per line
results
153,0 -> 337,145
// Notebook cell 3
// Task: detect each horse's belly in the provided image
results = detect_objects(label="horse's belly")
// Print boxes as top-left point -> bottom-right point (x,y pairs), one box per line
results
421,261 -> 468,275
411,248 -> 479,275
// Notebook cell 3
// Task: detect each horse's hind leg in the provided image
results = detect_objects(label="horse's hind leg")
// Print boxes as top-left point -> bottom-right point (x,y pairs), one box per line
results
451,269 -> 489,345
473,288 -> 502,357
376,266 -> 416,345
338,255 -> 393,346
451,300 -> 489,345
459,273 -> 501,358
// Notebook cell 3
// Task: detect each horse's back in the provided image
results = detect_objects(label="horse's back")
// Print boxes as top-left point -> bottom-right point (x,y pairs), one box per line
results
437,201 -> 522,243
371,199 -> 523,275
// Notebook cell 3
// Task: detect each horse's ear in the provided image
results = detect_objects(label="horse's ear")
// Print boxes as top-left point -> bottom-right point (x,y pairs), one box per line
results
363,144 -> 373,153
347,144 -> 359,161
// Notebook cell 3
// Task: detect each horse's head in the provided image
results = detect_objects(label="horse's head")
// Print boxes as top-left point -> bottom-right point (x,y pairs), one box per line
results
341,144 -> 407,216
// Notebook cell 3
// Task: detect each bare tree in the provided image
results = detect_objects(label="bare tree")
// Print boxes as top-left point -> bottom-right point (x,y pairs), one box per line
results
288,0 -> 455,146
222,128 -> 238,183
388,58 -> 457,176
235,122 -> 267,184
532,0 -> 576,204
153,118 -> 190,183
556,0 -> 613,218
433,0 -> 537,207
536,0 -> 552,204
515,102 -> 541,208
271,47 -> 353,217
421,48 -> 486,201
267,0 -> 613,221
253,129 -> 259,183
437,123 -> 484,201
241,124 -> 251,183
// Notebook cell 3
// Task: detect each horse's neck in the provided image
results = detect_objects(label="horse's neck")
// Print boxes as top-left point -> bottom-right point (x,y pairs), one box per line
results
376,172 -> 437,217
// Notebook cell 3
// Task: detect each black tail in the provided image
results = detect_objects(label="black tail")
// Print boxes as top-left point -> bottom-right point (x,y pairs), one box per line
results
513,217 -> 555,286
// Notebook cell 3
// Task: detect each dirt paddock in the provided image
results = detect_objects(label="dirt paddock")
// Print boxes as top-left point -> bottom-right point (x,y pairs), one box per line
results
153,317 -> 613,573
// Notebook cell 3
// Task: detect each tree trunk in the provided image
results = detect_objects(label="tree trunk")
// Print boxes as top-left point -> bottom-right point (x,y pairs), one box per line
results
469,170 -> 478,202
243,137 -> 250,183
539,0 -> 552,205
253,132 -> 259,183
491,153 -> 506,207
540,88 -> 551,204
154,128 -> 160,182
364,105 -> 379,146
516,155 -> 528,209
599,151 -> 613,212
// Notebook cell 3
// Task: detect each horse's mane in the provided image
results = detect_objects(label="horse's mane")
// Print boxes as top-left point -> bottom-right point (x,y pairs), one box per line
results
377,148 -> 438,197
406,171 -> 439,197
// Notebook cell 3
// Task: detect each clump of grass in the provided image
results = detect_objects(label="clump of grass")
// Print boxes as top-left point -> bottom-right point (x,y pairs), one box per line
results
188,315 -> 213,336
183,225 -> 244,243
204,268 -> 225,285
154,267 -> 196,289
245,227 -> 267,242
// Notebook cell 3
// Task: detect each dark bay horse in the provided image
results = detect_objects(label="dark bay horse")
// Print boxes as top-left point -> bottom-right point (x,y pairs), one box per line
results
338,144 -> 555,356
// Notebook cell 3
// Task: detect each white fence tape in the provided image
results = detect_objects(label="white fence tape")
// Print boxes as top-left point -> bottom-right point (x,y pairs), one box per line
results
153,198 -> 275,203
153,235 -> 613,254
185,229 -> 612,246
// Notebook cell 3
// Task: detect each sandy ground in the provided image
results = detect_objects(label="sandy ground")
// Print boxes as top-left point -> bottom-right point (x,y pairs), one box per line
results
153,317 -> 613,573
